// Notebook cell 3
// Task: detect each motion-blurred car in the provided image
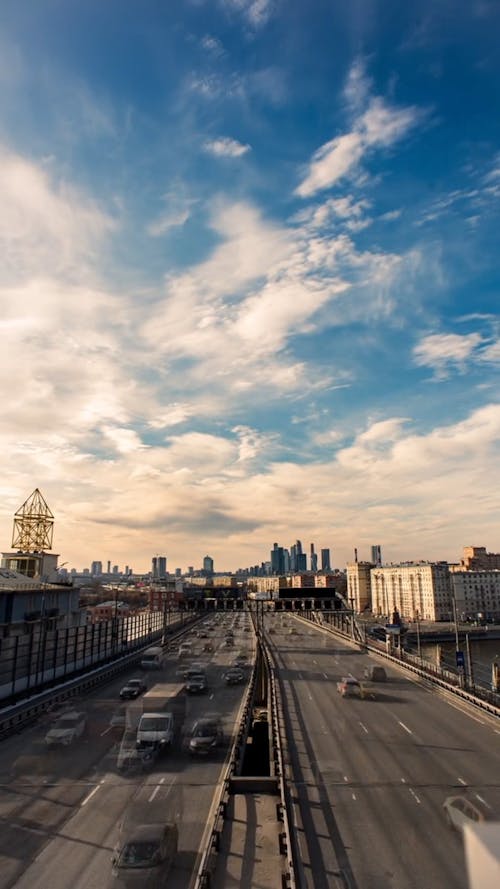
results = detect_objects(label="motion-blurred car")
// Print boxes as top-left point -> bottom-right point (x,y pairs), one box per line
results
184,670 -> 208,694
443,795 -> 493,832
224,668 -> 245,685
363,666 -> 387,682
109,708 -> 127,731
188,718 -> 224,756
111,822 -> 178,887
45,711 -> 87,746
336,677 -> 372,699
119,678 -> 147,700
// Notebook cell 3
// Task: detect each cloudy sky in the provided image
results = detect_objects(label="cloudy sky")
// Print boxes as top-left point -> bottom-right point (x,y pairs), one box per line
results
1,0 -> 499,573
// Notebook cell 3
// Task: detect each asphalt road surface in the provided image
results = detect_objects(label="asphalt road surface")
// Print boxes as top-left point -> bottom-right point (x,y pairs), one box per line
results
266,612 -> 500,889
0,613 -> 254,889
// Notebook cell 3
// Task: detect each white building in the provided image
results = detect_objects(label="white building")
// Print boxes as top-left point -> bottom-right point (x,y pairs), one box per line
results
451,570 -> 500,621
370,563 -> 452,621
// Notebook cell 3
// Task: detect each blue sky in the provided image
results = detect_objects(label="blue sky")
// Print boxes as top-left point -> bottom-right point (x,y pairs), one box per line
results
1,0 -> 499,572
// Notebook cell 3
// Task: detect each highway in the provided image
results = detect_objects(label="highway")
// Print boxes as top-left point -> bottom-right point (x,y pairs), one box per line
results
266,612 -> 500,889
0,613 -> 255,889
1,607 -> 500,888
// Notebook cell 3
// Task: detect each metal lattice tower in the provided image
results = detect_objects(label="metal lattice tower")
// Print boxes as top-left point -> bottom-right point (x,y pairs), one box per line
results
11,488 -> 54,552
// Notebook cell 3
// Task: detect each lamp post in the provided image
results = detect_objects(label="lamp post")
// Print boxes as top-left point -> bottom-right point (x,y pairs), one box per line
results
451,587 -> 465,688
415,609 -> 422,664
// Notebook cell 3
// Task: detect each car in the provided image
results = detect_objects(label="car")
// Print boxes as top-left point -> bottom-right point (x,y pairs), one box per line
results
443,795 -> 493,832
117,730 -> 160,772
198,631 -> 208,638
45,711 -> 87,746
224,668 -> 245,685
244,627 -> 251,633
224,638 -> 233,647
188,718 -> 224,756
184,670 -> 208,694
336,677 -> 370,699
111,822 -> 178,887
109,708 -> 127,731
120,678 -> 148,700
203,642 -> 214,652
363,666 -> 387,682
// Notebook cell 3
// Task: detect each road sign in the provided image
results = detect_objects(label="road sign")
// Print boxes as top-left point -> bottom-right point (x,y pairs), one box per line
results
456,651 -> 465,668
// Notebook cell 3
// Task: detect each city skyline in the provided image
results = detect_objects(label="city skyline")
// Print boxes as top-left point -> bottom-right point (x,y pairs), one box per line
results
1,2 -> 500,571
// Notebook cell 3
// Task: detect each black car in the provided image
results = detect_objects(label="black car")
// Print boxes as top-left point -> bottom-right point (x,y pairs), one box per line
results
224,668 -> 245,685
119,678 -> 147,699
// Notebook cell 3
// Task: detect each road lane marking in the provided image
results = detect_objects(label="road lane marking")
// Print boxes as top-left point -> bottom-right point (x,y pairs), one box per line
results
100,726 -> 112,737
323,672 -> 328,679
359,722 -> 369,734
352,793 -> 357,800
401,778 -> 406,783
298,672 -> 303,679
313,660 -> 317,665
475,793 -> 490,808
344,775 -> 349,782
458,777 -> 467,785
149,777 -> 165,802
209,693 -> 214,699
409,788 -> 421,804
398,720 -> 413,735
81,779 -> 105,806
443,697 -> 486,726
308,693 -> 313,700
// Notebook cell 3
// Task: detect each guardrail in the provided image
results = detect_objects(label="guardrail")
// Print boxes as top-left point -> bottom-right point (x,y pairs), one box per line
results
261,641 -> 298,889
193,657 -> 258,888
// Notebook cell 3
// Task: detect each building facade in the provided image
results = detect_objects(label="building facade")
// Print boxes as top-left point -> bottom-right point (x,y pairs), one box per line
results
451,570 -> 500,621
347,561 -> 374,612
460,546 -> 500,571
370,563 -> 453,621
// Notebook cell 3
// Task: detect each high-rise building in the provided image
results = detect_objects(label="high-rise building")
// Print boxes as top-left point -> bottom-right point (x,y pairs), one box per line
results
371,545 -> 382,567
310,543 -> 318,573
321,548 -> 331,571
91,561 -> 102,576
158,556 -> 167,577
203,555 -> 214,575
271,543 -> 285,575
297,553 -> 307,572
107,560 -> 111,574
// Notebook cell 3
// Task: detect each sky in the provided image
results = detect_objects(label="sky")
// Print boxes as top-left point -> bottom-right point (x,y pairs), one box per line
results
0,0 -> 499,573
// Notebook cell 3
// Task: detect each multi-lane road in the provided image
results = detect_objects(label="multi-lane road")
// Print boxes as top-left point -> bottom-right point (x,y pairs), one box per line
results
1,608 -> 499,888
0,613 -> 255,889
267,612 -> 500,889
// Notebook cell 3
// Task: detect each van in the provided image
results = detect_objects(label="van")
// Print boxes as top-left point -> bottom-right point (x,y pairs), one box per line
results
140,646 -> 165,670
363,665 -> 387,682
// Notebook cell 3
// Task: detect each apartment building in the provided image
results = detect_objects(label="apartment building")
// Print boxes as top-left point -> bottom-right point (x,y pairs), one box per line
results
346,562 -> 374,612
451,570 -> 500,620
370,563 -> 452,621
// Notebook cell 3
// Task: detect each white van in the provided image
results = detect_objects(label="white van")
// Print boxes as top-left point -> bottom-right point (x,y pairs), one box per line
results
140,646 -> 165,670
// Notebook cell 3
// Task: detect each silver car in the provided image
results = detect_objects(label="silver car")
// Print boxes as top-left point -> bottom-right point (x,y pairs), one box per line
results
111,822 -> 178,887
45,711 -> 86,746
443,795 -> 492,832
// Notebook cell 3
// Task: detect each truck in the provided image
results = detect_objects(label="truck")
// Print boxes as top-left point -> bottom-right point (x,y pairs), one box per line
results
136,682 -> 185,751
140,646 -> 166,670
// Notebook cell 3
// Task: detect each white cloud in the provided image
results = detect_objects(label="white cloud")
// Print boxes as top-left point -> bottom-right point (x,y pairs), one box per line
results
413,332 -> 483,377
204,137 -> 251,157
147,208 -> 190,237
0,144 -> 115,282
296,62 -> 421,198
222,0 -> 275,27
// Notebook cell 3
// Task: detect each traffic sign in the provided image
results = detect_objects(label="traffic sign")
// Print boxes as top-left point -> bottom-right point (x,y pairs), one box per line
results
456,651 -> 465,668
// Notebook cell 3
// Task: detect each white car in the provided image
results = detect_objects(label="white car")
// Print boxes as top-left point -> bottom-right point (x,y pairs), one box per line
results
45,711 -> 87,746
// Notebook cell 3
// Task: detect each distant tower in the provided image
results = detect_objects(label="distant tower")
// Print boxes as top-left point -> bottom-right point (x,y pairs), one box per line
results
12,488 -> 54,552
203,555 -> 214,575
310,543 -> 318,573
371,545 -> 382,567
321,548 -> 331,571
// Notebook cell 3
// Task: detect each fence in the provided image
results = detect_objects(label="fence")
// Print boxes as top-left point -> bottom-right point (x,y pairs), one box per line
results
0,610 -> 168,702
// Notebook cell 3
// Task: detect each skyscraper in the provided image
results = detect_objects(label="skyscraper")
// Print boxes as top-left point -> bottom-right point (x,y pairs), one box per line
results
91,560 -> 102,576
371,545 -> 382,567
321,548 -> 331,571
203,555 -> 214,575
271,543 -> 285,575
310,543 -> 318,573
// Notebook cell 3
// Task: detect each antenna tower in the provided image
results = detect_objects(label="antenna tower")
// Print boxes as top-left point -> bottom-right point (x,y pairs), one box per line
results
11,488 -> 54,552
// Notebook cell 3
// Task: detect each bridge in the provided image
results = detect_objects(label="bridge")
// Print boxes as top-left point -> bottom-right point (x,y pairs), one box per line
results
0,605 -> 499,888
